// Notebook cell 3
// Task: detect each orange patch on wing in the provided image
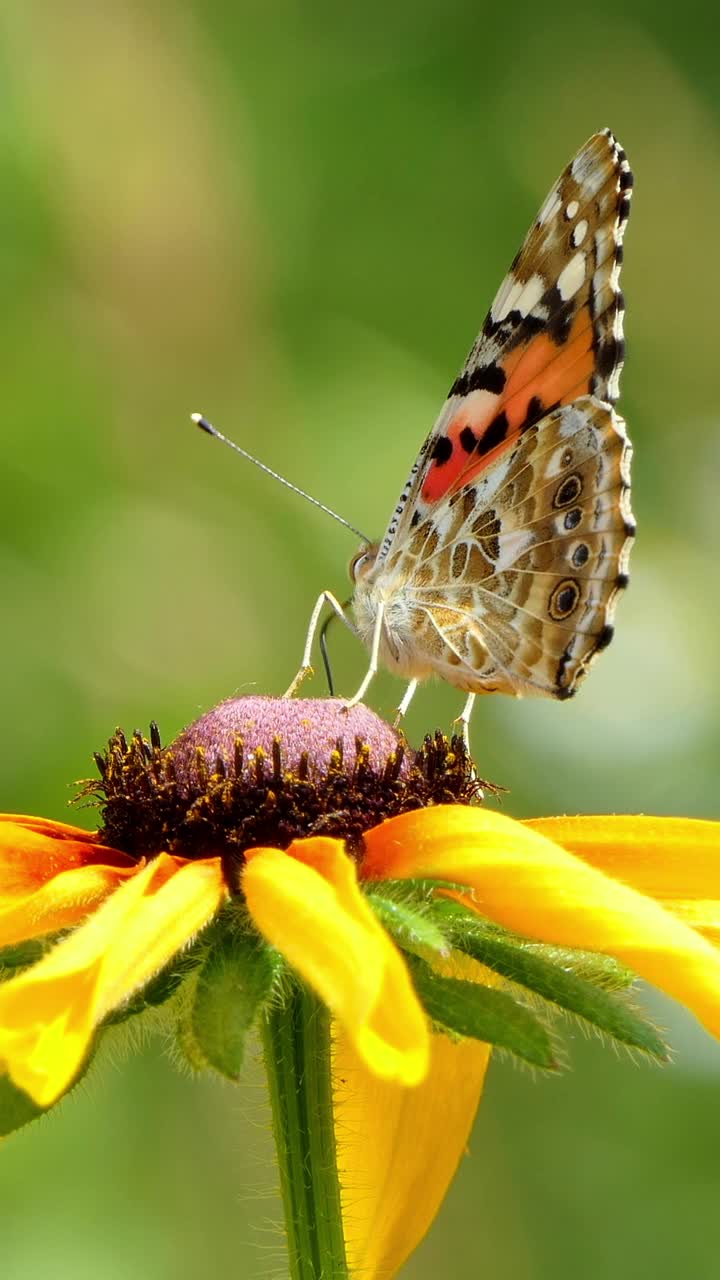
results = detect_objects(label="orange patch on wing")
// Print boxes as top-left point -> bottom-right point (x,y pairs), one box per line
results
421,307 -> 596,503
502,309 -> 594,421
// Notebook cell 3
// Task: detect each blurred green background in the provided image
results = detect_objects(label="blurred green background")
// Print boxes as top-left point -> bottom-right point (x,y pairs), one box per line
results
2,1 -> 719,1276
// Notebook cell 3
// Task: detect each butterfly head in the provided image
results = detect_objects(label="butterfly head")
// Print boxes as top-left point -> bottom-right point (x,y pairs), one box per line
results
349,542 -> 380,584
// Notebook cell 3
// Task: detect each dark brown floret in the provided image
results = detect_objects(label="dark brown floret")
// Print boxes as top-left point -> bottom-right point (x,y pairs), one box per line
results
79,697 -> 484,893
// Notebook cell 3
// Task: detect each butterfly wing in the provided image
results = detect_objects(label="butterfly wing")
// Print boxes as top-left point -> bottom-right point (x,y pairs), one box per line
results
375,129 -> 632,568
385,396 -> 633,698
360,130 -> 634,700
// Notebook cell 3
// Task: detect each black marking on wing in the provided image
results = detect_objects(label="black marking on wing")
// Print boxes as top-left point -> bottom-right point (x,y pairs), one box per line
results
476,411 -> 509,456
430,436 -> 453,465
449,362 -> 507,398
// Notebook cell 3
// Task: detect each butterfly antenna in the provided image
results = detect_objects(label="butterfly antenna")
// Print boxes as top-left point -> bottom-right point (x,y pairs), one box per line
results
192,413 -> 370,543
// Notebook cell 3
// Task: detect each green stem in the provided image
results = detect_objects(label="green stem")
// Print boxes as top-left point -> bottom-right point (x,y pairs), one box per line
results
261,984 -> 349,1280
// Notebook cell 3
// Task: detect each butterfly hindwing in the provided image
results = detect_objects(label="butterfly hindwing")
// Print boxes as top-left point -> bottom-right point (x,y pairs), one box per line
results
383,397 -> 634,698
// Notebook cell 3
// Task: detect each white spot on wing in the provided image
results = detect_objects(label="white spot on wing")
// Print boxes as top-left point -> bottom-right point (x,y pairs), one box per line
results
546,446 -> 571,478
515,273 -> 545,316
558,405 -> 584,437
565,199 -> 579,220
491,272 -> 523,323
495,528 -> 535,569
557,252 -> 585,301
462,388 -> 499,419
572,219 -> 588,247
594,226 -> 610,267
492,272 -> 546,324
434,509 -> 456,543
571,151 -> 605,197
607,368 -> 622,400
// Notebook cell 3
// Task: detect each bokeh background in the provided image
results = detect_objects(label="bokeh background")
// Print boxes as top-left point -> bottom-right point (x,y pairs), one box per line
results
2,1 -> 719,1276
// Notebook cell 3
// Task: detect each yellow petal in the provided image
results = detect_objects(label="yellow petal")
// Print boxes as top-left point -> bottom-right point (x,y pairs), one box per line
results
0,813 -> 119,845
362,807 -> 720,1043
243,839 -> 429,1085
527,815 -> 720,943
0,817 -> 133,895
0,854 -> 226,1105
0,863 -> 141,948
334,956 -> 493,1280
0,816 -> 137,945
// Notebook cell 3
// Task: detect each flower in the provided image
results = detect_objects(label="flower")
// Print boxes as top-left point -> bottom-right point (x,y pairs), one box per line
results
0,696 -> 719,1280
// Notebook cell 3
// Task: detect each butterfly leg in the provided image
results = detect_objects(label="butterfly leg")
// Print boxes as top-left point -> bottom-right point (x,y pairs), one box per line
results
284,591 -> 356,698
453,692 -> 476,753
393,678 -> 419,729
343,601 -> 384,710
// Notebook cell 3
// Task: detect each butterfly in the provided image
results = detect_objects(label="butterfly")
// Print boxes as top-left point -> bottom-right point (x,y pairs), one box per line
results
287,129 -> 635,742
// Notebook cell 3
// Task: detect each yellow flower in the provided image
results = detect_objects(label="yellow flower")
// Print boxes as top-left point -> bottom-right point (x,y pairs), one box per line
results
0,697 -> 719,1280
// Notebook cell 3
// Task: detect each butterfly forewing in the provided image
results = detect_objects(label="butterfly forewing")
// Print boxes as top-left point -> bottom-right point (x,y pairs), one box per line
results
375,129 -> 632,566
353,130 -> 634,704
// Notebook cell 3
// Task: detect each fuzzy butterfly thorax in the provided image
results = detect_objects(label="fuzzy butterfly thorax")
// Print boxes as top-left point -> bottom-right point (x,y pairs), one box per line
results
348,129 -> 635,707
353,553 -> 438,685
351,542 -> 434,683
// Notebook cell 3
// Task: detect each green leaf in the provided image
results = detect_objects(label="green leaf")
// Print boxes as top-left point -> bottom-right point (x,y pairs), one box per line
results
191,927 -> 281,1080
431,899 -> 667,1060
407,954 -> 557,1070
366,892 -> 449,957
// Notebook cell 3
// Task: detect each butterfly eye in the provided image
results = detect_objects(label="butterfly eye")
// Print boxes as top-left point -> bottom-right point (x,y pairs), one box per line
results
349,544 -> 379,582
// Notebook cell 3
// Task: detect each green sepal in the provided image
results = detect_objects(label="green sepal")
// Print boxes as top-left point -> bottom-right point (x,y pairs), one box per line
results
0,1047 -> 95,1138
103,950 -> 200,1027
0,929 -> 202,1027
521,942 -> 635,992
431,898 -> 668,1060
0,1074 -> 48,1136
375,880 -> 634,989
366,891 -> 449,957
190,921 -> 282,1080
0,935 -> 62,978
379,877 -> 476,900
407,953 -> 557,1070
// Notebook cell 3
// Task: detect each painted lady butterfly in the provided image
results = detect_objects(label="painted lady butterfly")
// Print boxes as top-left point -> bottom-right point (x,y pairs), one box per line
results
287,129 -> 635,741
